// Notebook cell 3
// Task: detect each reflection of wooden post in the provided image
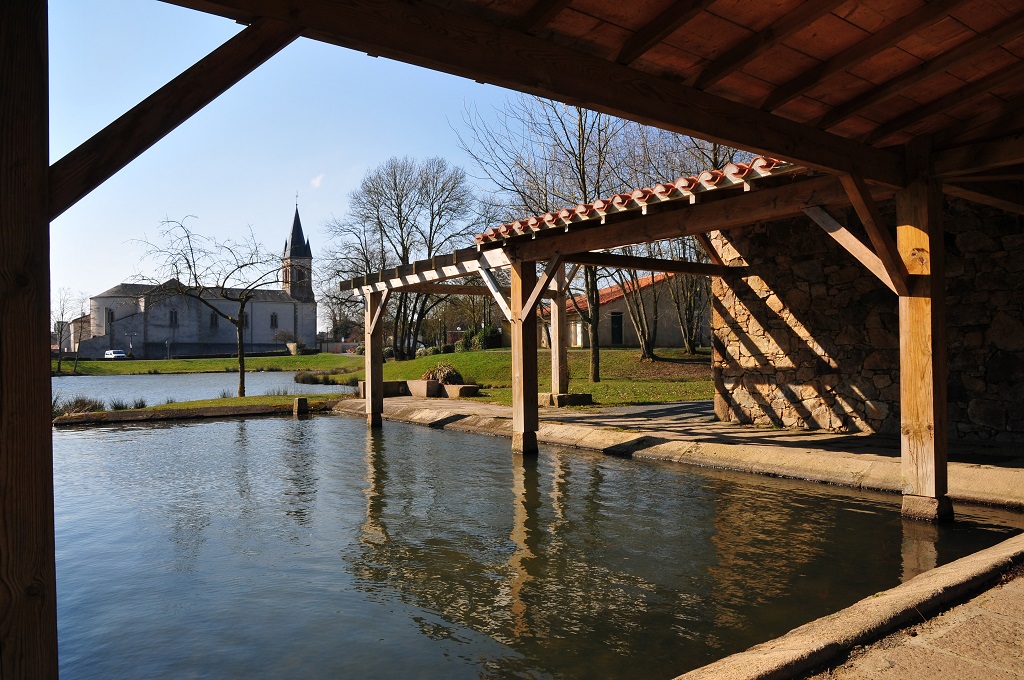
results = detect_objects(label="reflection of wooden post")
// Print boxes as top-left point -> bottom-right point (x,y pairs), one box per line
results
900,518 -> 938,582
897,145 -> 952,522
1,0 -> 59,674
551,263 -> 568,395
511,259 -> 539,453
364,290 -> 385,428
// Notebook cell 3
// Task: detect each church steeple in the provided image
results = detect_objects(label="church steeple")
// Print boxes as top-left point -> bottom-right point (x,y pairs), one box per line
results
282,206 -> 314,303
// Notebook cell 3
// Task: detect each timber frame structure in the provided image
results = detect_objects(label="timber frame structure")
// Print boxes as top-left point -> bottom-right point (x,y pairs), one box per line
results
4,0 -> 1024,674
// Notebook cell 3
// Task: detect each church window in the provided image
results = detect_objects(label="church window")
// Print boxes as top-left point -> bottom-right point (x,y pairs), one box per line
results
296,268 -> 306,283
169,309 -> 178,327
270,313 -> 278,329
105,308 -> 114,333
210,312 -> 218,329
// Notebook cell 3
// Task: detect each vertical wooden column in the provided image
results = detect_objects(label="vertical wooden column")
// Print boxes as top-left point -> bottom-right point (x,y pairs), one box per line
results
364,290 -> 384,428
897,144 -> 952,522
550,263 -> 569,396
0,0 -> 59,676
511,259 -> 539,453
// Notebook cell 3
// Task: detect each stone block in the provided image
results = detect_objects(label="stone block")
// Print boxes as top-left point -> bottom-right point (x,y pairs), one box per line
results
550,393 -> 593,407
407,379 -> 442,398
358,380 -> 408,398
968,398 -> 1007,430
444,384 -> 479,398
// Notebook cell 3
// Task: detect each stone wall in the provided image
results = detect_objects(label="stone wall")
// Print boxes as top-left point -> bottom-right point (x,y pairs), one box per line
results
711,200 -> 1024,443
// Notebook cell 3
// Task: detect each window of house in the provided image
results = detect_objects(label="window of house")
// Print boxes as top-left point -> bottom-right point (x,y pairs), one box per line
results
270,313 -> 278,329
105,308 -> 114,334
210,312 -> 218,329
169,309 -> 178,327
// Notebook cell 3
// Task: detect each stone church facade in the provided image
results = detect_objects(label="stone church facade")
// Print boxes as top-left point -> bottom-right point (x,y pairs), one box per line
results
76,209 -> 317,359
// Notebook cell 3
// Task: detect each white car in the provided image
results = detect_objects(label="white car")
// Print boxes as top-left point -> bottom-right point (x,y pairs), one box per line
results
104,350 -> 127,359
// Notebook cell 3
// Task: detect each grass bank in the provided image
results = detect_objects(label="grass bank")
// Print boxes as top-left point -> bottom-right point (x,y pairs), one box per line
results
53,353 -> 363,376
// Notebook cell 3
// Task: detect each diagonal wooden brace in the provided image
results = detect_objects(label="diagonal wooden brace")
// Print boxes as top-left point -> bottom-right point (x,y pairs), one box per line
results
479,265 -> 513,322
840,174 -> 910,295
804,206 -> 900,294
523,256 -> 563,317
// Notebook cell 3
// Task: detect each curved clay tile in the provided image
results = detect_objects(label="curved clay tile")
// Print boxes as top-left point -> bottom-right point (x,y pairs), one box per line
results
696,169 -> 724,189
724,162 -> 752,182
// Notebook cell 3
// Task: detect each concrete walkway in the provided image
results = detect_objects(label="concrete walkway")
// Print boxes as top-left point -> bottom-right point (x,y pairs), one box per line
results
333,396 -> 1024,679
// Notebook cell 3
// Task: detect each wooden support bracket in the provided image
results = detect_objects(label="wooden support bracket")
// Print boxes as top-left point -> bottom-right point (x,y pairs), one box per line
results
479,265 -> 513,322
804,206 -> 900,294
364,288 -> 390,333
523,257 -> 562,317
840,175 -> 910,295
696,233 -> 726,266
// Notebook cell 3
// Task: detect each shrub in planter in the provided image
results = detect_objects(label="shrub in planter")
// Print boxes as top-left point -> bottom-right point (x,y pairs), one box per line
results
421,361 -> 464,385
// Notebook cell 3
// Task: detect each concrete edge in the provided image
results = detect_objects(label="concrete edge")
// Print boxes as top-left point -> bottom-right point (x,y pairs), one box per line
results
674,532 -> 1024,680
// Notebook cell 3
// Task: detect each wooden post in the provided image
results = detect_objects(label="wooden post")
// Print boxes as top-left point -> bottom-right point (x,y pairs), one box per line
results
897,143 -> 952,522
551,263 -> 569,395
511,259 -> 539,453
364,290 -> 385,428
0,0 -> 59,675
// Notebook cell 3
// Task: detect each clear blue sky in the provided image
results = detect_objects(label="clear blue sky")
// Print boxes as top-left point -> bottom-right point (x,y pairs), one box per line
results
49,0 -> 511,304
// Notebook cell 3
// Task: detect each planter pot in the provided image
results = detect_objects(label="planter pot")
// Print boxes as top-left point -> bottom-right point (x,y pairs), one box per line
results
443,384 -> 479,398
406,379 -> 442,397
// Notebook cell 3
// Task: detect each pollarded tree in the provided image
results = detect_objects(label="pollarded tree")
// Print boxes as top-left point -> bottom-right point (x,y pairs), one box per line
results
137,218 -> 281,396
326,156 -> 478,359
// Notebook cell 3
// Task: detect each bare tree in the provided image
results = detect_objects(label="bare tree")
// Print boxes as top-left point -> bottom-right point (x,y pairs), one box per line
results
325,156 -> 477,359
460,96 -> 624,381
137,218 -> 280,396
50,287 -> 75,374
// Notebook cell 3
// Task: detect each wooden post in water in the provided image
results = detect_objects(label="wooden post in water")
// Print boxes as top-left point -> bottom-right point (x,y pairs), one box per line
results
550,263 -> 569,396
897,141 -> 952,522
364,290 -> 385,428
510,259 -> 539,453
0,0 -> 60,675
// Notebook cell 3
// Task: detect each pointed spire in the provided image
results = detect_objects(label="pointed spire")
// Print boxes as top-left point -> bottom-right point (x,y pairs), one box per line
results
284,206 -> 312,258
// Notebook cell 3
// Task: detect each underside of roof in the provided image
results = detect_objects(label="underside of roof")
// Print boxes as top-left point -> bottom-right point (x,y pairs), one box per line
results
160,0 -> 1024,206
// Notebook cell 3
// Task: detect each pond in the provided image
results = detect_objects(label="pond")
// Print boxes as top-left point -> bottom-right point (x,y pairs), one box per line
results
52,371 -> 354,407
53,415 -> 1022,679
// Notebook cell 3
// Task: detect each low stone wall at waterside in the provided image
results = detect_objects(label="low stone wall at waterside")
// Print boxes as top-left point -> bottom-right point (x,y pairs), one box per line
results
711,199 -> 1024,443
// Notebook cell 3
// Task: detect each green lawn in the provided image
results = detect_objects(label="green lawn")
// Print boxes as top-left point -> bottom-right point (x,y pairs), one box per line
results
148,394 -> 351,410
53,353 -> 363,376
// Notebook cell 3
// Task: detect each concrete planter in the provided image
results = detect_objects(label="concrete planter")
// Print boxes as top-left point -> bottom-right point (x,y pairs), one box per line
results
540,392 -> 594,407
406,379 -> 442,398
358,380 -> 409,398
443,384 -> 479,398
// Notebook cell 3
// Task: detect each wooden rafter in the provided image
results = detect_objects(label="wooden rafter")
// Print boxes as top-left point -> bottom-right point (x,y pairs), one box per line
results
340,247 -> 509,291
761,0 -> 969,112
864,60 -> 1024,145
517,0 -> 573,32
561,252 -> 733,276
934,93 -> 1024,148
692,0 -> 845,91
932,131 -> 1024,178
840,175 -> 909,295
500,175 -> 889,261
397,282 -> 552,298
803,207 -> 899,294
818,13 -> 1024,130
48,17 -> 301,220
160,0 -> 905,186
615,0 -> 715,66
943,182 -> 1024,216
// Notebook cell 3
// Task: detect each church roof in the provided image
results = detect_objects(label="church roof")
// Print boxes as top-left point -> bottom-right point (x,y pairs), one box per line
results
284,207 -> 312,259
93,283 -> 154,298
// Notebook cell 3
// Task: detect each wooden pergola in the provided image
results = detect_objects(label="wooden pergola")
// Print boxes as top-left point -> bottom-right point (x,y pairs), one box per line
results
4,0 -> 1024,674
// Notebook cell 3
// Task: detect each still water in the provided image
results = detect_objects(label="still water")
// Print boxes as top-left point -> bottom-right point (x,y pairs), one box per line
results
54,416 -> 1022,679
52,371 -> 354,406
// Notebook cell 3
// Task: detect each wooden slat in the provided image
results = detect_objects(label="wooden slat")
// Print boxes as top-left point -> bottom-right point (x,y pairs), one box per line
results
840,174 -> 909,295
803,207 -> 898,294
562,251 -> 733,276
692,0 -> 846,91
158,0 -> 905,187
1,2 -> 58,676
502,175 -> 887,261
818,13 -> 1024,130
932,131 -> 1024,178
943,182 -> 1024,215
48,17 -> 301,220
616,0 -> 716,66
864,60 -> 1024,146
340,248 -> 509,293
761,0 -> 969,112
517,0 -> 573,32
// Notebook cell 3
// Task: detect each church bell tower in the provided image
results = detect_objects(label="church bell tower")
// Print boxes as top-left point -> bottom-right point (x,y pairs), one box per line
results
282,207 -> 314,303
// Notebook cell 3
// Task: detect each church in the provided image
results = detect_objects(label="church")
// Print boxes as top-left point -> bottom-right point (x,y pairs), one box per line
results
75,209 -> 317,359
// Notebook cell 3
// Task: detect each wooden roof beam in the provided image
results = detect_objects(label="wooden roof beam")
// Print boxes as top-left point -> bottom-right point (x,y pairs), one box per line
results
615,0 -> 716,66
692,0 -> 846,91
517,0 -> 573,32
562,252 -> 733,276
818,13 -> 1024,130
159,0 -> 905,187
943,182 -> 1024,215
933,93 -> 1024,148
761,0 -> 969,112
864,60 -> 1024,145
932,132 -> 1024,178
48,17 -> 301,220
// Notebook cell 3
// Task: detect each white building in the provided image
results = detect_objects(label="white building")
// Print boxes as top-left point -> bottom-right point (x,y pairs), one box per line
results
76,209 -> 317,358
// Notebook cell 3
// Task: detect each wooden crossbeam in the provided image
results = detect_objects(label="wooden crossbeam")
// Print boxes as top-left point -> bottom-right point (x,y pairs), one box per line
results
562,252 -> 733,276
48,17 -> 301,220
502,175 -> 885,261
691,0 -> 845,91
840,175 -> 909,295
932,132 -> 1024,178
864,61 -> 1024,146
398,282 -> 555,299
818,13 -> 1024,130
943,182 -> 1024,216
523,256 -> 562,317
517,0 -> 573,31
761,0 -> 968,112
616,0 -> 716,66
803,206 -> 899,294
159,0 -> 904,186
696,233 -> 726,265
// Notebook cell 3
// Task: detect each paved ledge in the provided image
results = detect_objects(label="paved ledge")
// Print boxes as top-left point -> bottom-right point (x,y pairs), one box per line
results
52,399 -> 342,426
333,398 -> 1024,510
676,533 -> 1024,680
